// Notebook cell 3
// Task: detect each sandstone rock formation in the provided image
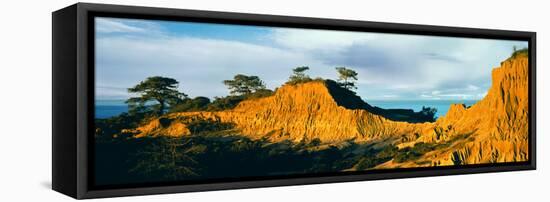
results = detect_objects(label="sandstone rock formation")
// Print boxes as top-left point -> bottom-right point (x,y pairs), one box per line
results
128,55 -> 529,167
132,81 -> 428,143
381,55 -> 529,167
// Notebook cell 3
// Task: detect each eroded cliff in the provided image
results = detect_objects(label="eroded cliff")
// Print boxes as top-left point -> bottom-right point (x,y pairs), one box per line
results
380,55 -> 529,167
132,80 -> 428,143
127,55 -> 529,167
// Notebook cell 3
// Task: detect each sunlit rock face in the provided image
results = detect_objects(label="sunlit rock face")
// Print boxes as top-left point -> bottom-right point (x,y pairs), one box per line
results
404,56 -> 529,166
133,81 -> 426,143
130,55 -> 529,167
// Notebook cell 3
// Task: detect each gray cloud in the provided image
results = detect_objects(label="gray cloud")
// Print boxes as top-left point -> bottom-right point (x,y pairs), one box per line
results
322,42 -> 397,69
95,18 -> 528,101
95,18 -> 145,33
95,35 -> 327,99
424,52 -> 462,63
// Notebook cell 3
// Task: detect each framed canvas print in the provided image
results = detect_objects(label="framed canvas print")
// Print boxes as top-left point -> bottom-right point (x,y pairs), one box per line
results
52,3 -> 536,199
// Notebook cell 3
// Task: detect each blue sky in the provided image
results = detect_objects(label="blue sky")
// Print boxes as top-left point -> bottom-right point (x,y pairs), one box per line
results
95,17 -> 528,101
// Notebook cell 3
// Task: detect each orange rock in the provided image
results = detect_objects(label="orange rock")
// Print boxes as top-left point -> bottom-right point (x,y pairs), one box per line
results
130,55 -> 529,167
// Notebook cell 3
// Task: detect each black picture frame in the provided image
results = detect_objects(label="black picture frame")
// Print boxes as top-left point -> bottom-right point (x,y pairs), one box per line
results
52,2 -> 536,199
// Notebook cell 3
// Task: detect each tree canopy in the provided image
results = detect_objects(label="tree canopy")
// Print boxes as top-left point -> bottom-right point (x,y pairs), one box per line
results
127,76 -> 187,115
223,74 -> 266,96
170,96 -> 211,113
511,46 -> 528,58
287,66 -> 312,84
335,67 -> 358,90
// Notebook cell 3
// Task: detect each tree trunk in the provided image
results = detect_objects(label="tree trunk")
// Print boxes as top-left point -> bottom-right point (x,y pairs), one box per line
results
158,100 -> 165,115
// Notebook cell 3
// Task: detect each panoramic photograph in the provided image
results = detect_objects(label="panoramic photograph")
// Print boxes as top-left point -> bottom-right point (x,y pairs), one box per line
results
93,17 -> 529,186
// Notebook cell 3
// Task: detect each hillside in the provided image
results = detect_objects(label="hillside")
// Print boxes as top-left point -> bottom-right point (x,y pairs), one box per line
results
130,80 -> 428,142
379,55 -> 529,167
125,55 -> 529,167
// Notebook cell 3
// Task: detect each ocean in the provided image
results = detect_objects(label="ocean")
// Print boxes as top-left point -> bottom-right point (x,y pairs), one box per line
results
95,100 -> 128,119
367,100 -> 479,119
95,99 -> 479,119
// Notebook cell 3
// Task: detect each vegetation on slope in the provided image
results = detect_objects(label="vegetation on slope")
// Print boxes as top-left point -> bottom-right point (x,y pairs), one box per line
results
94,50 -> 529,185
511,46 -> 528,59
325,79 -> 437,123
95,131 -> 399,185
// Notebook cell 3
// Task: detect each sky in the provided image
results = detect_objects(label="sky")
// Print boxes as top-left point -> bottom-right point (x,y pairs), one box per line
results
95,17 -> 528,101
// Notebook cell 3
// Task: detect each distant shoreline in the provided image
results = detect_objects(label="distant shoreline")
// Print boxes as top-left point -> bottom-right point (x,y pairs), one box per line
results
95,99 -> 480,119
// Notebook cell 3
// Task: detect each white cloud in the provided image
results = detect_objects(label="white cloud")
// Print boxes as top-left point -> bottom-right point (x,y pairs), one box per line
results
477,92 -> 488,98
270,28 -> 373,51
467,84 -> 480,91
95,18 -> 146,33
268,28 -> 521,98
95,86 -> 129,99
438,93 -> 475,100
382,94 -> 399,98
95,18 -> 528,101
96,35 -> 328,99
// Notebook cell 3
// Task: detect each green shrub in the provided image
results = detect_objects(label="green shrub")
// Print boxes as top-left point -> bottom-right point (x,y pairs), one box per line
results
287,66 -> 312,85
245,89 -> 274,99
309,138 -> 322,147
94,109 -> 155,142
394,142 -> 435,163
207,95 -> 245,111
170,96 -> 211,113
355,157 -> 377,170
177,116 -> 235,134
376,145 -> 399,159
420,106 -> 437,122
206,89 -> 273,111
511,47 -> 528,58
